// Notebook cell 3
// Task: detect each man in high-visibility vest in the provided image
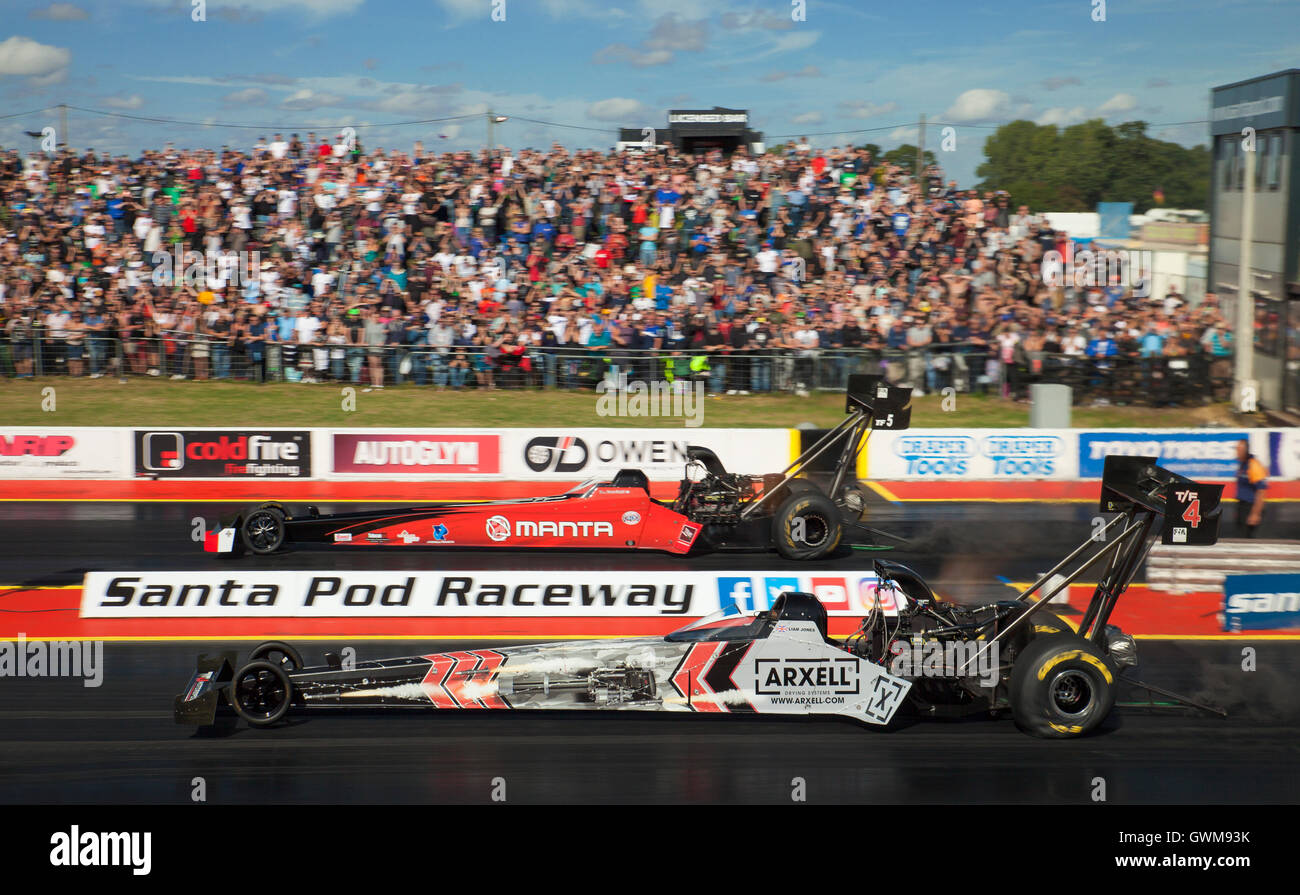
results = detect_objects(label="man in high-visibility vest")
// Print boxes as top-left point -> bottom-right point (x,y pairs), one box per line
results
1235,439 -> 1268,538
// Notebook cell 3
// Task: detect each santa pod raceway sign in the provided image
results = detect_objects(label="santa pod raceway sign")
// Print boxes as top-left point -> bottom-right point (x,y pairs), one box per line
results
0,428 -> 129,479
79,569 -> 886,619
331,431 -> 500,477
134,429 -> 310,478
83,570 -> 703,617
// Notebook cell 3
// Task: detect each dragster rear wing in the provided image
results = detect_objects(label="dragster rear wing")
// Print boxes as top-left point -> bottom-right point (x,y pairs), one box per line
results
846,374 -> 913,430
959,457 -> 1223,670
1098,454 -> 1223,546
739,375 -> 912,520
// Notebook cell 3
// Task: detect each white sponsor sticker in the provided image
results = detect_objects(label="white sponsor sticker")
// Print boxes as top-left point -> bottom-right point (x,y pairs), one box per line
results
485,515 -> 511,542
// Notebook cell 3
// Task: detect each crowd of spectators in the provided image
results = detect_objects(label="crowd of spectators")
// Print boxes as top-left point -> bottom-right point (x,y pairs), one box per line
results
0,133 -> 1234,402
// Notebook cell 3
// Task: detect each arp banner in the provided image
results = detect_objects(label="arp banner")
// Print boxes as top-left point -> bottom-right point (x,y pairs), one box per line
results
0,428 -> 129,479
331,431 -> 500,477
1078,431 -> 1248,479
134,430 -> 310,479
1221,574 -> 1300,632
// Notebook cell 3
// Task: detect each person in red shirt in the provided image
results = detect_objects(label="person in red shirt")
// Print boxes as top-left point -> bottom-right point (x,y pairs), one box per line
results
605,229 -> 627,261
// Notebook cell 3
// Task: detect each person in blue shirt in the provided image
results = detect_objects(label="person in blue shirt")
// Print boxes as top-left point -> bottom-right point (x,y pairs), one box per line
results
1139,328 -> 1163,358
532,219 -> 556,247
891,209 -> 911,239
1086,332 -> 1118,358
654,281 -> 673,311
105,193 -> 127,238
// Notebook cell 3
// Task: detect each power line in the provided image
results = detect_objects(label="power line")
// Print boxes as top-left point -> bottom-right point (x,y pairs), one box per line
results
498,115 -> 616,135
7,103 -> 1217,146
0,105 -> 60,122
62,104 -> 481,131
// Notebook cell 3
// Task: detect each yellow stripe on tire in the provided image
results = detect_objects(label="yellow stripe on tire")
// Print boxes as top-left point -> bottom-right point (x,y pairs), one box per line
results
1035,650 -> 1114,685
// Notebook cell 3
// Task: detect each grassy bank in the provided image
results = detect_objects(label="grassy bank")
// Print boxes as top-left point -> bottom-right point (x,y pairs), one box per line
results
0,378 -> 1259,429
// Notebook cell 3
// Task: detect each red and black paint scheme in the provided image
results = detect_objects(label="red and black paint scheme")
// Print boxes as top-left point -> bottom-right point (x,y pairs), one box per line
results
178,458 -> 1228,739
203,376 -> 916,562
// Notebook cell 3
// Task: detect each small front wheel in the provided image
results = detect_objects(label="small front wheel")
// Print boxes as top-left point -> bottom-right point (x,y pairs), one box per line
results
229,660 -> 292,727
240,505 -> 286,555
772,491 -> 842,561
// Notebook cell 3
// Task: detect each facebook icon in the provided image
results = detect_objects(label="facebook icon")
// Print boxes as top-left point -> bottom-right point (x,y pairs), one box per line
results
717,577 -> 755,613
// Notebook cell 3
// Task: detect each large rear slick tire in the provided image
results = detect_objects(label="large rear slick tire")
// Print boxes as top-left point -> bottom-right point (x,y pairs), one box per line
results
772,491 -> 842,561
248,640 -> 305,672
1009,634 -> 1116,738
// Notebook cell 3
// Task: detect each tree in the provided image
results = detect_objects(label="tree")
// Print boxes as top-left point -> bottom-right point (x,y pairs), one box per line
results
881,144 -> 937,174
976,118 -> 1209,213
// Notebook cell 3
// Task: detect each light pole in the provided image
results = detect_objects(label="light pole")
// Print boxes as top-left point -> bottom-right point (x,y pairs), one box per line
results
1235,140 -> 1257,411
486,111 -> 508,150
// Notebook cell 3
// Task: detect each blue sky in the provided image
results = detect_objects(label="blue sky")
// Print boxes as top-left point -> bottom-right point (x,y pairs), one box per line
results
1,0 -> 1297,184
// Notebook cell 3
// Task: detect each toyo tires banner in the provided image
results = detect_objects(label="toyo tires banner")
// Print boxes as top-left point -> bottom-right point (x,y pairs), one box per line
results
1077,430 -> 1254,479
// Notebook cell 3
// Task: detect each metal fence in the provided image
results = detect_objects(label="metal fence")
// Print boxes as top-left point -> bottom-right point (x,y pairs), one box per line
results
1,330 -> 1232,405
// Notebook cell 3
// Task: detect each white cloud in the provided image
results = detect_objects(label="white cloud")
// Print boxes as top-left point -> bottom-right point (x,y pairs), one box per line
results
28,3 -> 89,20
221,87 -> 269,105
1097,92 -> 1138,115
761,64 -> 822,82
211,0 -> 362,14
587,97 -> 650,121
1036,106 -> 1089,127
791,111 -> 823,125
838,99 -> 898,119
0,35 -> 71,78
371,87 -> 461,115
594,12 -> 709,66
1036,93 -> 1138,127
889,126 -> 918,142
432,0 -> 482,18
280,88 -> 346,110
943,88 -> 1011,123
593,43 -> 674,67
103,94 -> 145,110
647,13 -> 709,52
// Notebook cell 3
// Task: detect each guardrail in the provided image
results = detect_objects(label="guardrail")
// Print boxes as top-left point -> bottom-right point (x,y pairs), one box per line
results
1,330 -> 1232,405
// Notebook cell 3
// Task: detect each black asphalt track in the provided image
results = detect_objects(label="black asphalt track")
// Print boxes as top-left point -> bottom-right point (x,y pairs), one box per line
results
11,497 -> 1296,592
1,640 -> 1297,804
1,499 -> 1297,804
